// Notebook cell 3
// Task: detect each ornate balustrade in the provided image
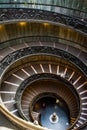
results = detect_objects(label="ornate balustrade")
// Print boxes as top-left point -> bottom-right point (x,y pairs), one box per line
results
0,9 -> 87,34
0,46 -> 87,78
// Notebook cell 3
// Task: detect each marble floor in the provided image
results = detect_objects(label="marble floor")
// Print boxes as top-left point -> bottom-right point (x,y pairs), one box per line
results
34,96 -> 70,130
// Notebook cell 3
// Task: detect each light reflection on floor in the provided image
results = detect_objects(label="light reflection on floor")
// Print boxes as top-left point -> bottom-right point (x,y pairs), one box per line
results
34,97 -> 70,130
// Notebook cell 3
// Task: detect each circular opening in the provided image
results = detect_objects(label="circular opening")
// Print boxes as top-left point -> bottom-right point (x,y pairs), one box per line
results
33,95 -> 70,130
16,74 -> 80,129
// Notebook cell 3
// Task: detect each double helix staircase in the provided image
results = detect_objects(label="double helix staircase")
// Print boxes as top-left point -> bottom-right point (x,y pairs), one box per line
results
0,41 -> 87,130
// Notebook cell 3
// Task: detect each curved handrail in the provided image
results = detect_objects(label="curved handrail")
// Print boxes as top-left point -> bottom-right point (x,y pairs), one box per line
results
0,3 -> 87,20
0,2 -> 87,13
0,9 -> 87,35
0,105 -> 49,130
0,36 -> 87,53
0,46 -> 87,78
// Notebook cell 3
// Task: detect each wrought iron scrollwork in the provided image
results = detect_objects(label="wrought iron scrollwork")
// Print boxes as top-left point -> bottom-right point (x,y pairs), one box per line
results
0,46 -> 87,77
0,9 -> 87,34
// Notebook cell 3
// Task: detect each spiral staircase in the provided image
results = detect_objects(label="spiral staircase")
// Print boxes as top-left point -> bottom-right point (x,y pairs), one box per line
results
0,1 -> 87,130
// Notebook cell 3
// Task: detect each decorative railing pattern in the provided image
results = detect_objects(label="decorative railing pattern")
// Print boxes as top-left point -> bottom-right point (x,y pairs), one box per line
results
0,9 -> 87,34
0,46 -> 87,78
0,46 -> 86,77
0,1 -> 87,18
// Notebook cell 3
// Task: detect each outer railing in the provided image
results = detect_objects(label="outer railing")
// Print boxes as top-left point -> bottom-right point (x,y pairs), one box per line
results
0,2 -> 87,20
0,46 -> 87,79
0,8 -> 87,35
